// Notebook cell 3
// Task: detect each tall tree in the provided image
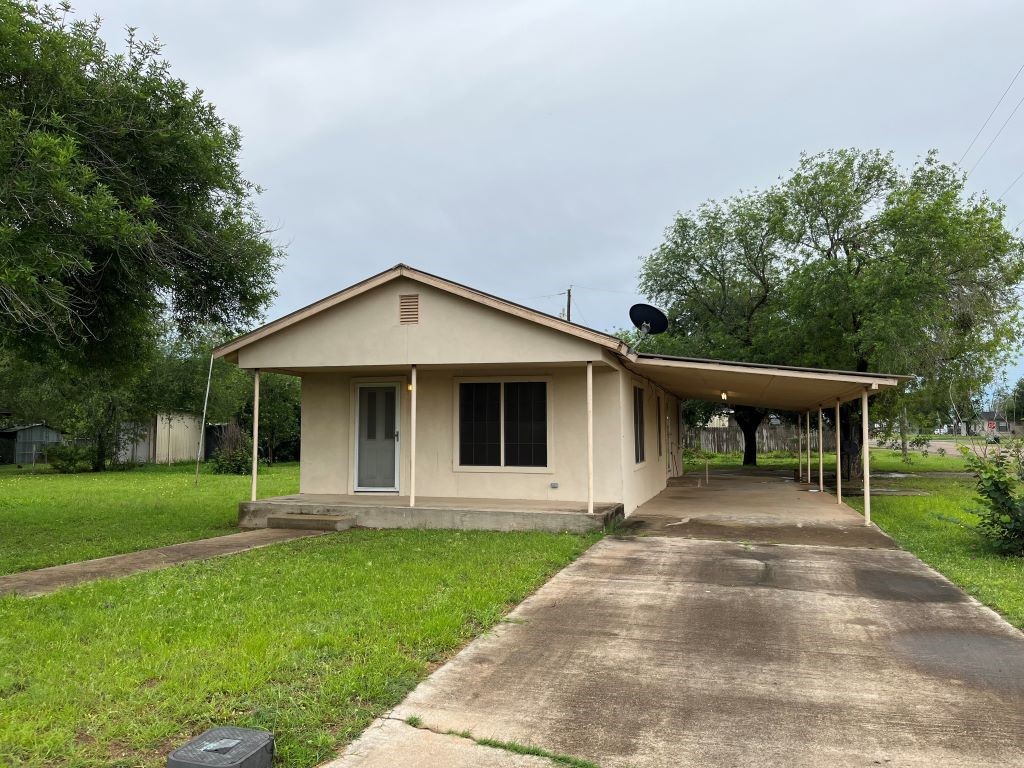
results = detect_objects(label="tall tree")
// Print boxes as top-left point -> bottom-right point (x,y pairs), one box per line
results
0,1 -> 279,360
640,192 -> 787,464
641,149 -> 1024,467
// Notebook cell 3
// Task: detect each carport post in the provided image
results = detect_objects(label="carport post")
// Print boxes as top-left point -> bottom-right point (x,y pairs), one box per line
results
817,408 -> 824,492
250,369 -> 260,502
410,364 -> 417,508
835,401 -> 842,504
797,423 -> 803,481
861,389 -> 871,526
586,360 -> 594,514
806,411 -> 812,483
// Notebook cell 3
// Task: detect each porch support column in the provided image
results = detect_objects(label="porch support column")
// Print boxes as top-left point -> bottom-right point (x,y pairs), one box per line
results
250,369 -> 260,502
410,364 -> 417,508
817,408 -> 824,492
797,419 -> 803,481
586,360 -> 594,515
835,400 -> 842,504
806,411 -> 812,483
861,389 -> 871,526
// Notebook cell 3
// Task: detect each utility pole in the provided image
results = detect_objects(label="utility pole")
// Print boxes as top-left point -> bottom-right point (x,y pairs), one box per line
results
565,286 -> 572,322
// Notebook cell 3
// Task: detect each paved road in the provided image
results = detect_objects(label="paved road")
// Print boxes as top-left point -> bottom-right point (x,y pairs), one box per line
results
328,480 -> 1024,768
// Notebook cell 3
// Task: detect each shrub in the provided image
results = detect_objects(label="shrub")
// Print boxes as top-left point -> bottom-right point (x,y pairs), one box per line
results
910,435 -> 930,449
937,447 -> 947,457
47,443 -> 92,473
210,423 -> 253,475
962,443 -> 1024,555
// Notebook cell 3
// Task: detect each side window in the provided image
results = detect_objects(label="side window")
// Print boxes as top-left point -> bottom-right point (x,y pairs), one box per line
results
633,386 -> 645,464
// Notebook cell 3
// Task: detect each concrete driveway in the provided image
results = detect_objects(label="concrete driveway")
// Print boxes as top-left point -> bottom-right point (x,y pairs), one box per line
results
328,476 -> 1024,768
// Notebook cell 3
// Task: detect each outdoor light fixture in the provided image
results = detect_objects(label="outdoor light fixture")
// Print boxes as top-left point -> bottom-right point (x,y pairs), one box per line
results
721,391 -> 728,401
407,383 -> 413,391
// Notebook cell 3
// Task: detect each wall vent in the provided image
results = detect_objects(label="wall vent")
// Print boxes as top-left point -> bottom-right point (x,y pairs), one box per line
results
399,294 -> 420,325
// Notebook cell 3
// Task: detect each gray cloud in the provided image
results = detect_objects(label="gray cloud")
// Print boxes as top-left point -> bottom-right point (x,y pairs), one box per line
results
87,0 -> 1024,381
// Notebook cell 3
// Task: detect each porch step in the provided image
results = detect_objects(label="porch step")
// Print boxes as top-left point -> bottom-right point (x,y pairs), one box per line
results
266,513 -> 355,532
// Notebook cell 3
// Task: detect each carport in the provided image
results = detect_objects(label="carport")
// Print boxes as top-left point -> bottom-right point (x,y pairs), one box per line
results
625,354 -> 909,525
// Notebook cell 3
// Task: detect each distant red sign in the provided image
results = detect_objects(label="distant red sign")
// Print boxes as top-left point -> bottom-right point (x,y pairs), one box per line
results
988,421 -> 997,430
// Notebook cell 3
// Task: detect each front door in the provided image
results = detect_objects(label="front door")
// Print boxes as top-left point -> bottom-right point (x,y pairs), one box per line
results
356,384 -> 399,491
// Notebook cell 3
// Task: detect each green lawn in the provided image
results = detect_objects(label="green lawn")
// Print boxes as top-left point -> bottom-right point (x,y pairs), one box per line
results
0,528 -> 598,767
846,476 -> 1024,629
0,463 -> 298,575
685,448 -> 970,473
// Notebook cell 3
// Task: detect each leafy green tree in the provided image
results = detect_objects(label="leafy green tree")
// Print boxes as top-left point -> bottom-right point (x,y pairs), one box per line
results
640,192 -> 787,464
237,373 -> 300,465
0,1 -> 279,361
641,149 -> 1024,468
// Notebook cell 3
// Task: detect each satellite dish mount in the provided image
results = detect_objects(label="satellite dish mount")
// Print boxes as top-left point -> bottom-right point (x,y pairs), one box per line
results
629,304 -> 669,349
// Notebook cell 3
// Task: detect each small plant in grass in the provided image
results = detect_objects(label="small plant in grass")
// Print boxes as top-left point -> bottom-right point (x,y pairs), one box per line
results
46,443 -> 92,473
961,443 -> 1024,555
937,447 -> 947,457
405,715 -> 423,728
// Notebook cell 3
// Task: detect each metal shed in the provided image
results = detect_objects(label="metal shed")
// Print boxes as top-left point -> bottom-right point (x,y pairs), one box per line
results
0,424 -> 64,465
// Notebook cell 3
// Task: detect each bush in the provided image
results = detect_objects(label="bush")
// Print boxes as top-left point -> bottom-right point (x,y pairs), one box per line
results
962,443 -> 1024,555
210,424 -> 252,475
47,443 -> 92,473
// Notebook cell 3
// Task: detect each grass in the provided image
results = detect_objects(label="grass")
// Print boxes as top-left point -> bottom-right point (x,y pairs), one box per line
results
846,476 -> 1024,629
0,528 -> 599,767
684,448 -> 970,473
0,463 -> 299,575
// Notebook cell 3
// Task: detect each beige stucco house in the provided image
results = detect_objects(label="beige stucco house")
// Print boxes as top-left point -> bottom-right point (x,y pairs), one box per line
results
215,265 -> 903,526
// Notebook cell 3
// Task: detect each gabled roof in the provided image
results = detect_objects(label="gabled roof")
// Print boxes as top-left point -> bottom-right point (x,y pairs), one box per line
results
213,263 -> 629,362
214,263 -> 911,410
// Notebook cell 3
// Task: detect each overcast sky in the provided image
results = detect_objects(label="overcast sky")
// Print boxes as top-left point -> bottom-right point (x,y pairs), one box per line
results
86,0 -> 1024,387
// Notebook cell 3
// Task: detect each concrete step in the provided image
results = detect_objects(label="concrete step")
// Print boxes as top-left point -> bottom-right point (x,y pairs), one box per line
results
266,513 -> 355,532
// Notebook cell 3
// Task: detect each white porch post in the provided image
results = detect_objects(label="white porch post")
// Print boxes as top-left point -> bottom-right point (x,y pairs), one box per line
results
817,408 -> 824,492
806,411 -> 812,483
410,364 -> 417,508
861,389 -> 871,526
250,369 -> 260,502
835,400 -> 842,504
586,361 -> 594,514
797,420 -> 803,481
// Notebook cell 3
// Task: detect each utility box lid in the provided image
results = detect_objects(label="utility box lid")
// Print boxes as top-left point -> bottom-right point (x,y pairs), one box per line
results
167,727 -> 273,768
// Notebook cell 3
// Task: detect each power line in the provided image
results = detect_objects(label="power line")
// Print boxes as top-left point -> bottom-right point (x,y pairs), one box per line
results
967,89 -> 1024,176
959,62 -> 1024,166
998,169 -> 1024,200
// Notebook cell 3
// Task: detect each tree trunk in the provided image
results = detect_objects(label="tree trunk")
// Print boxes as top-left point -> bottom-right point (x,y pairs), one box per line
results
733,406 -> 766,466
92,432 -> 106,472
899,406 -> 909,462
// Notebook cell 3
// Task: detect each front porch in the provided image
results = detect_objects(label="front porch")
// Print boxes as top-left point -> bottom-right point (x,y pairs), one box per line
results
240,494 -> 623,534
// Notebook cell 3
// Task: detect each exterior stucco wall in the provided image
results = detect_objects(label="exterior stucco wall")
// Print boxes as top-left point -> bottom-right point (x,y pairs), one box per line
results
620,369 -> 680,515
298,365 -> 622,502
238,278 -> 601,370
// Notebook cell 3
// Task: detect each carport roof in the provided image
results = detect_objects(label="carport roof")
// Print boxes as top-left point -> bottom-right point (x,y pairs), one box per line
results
624,353 -> 909,412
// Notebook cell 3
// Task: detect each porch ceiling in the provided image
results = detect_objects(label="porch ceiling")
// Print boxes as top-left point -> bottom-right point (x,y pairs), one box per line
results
627,354 -> 908,412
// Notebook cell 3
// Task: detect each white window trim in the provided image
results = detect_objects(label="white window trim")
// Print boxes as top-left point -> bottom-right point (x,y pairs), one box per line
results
452,375 -> 554,474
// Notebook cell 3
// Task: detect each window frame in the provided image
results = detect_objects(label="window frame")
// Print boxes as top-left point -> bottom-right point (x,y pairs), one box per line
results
453,376 -> 554,474
633,384 -> 646,466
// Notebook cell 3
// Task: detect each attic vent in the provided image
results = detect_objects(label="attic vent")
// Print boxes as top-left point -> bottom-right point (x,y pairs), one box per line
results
399,294 -> 420,325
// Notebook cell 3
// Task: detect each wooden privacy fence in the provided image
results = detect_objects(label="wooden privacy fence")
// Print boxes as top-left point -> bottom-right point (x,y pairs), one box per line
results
683,425 -> 837,454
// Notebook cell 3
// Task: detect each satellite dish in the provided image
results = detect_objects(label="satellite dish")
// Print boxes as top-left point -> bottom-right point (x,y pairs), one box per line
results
629,304 -> 669,337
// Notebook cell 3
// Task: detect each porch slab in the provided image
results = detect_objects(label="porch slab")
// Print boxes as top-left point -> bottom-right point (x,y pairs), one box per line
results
240,495 -> 621,534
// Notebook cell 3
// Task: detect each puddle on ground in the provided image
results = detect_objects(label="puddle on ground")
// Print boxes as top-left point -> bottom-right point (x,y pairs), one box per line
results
854,568 -> 967,604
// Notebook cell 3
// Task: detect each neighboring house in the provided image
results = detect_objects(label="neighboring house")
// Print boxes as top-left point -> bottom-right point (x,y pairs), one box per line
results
214,265 -> 903,515
0,424 -> 63,465
973,411 -> 1018,437
119,411 -> 204,464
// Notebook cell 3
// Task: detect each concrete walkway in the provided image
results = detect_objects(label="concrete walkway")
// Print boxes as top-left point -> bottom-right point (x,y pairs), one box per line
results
327,475 -> 1024,768
627,471 -> 897,548
0,529 -> 320,597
